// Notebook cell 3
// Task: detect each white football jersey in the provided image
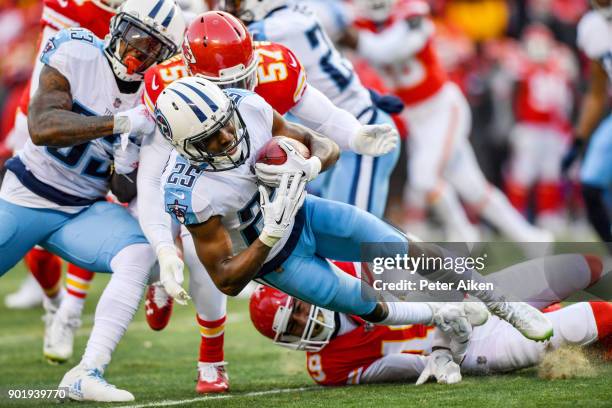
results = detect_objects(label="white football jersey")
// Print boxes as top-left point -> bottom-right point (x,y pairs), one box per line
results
14,28 -> 142,206
577,10 -> 612,81
162,90 -> 294,261
248,3 -> 373,120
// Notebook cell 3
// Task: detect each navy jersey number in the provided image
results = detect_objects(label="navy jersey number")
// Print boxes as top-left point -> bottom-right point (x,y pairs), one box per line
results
305,24 -> 354,91
46,144 -> 111,179
167,162 -> 201,188
238,192 -> 264,245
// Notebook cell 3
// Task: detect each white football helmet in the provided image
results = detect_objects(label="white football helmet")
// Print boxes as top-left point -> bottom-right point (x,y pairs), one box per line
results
354,0 -> 396,23
154,77 -> 250,171
92,0 -> 126,13
592,0 -> 612,19
221,0 -> 287,23
105,0 -> 186,81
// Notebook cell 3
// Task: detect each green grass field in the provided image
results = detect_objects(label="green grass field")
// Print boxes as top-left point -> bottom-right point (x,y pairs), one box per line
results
0,263 -> 610,408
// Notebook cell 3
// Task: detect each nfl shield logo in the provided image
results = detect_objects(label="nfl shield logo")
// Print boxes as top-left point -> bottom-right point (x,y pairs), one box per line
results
114,98 -> 122,109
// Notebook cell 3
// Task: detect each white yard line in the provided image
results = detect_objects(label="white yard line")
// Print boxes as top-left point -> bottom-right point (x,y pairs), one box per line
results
118,387 -> 320,408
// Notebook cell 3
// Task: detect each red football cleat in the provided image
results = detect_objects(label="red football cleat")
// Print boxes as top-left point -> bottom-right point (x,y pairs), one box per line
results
196,362 -> 230,394
145,283 -> 173,331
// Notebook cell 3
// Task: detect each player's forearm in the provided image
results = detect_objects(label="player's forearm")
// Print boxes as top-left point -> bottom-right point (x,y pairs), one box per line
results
28,108 -> 116,147
290,86 -> 361,151
284,122 -> 340,172
214,241 -> 272,296
137,132 -> 176,252
575,92 -> 607,140
357,19 -> 430,65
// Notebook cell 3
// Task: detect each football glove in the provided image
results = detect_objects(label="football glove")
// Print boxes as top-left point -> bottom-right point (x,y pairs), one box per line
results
158,245 -> 190,305
113,104 -> 156,150
255,139 -> 321,187
258,172 -> 307,247
416,349 -> 462,385
427,302 -> 472,364
112,141 -> 140,175
350,124 -> 399,156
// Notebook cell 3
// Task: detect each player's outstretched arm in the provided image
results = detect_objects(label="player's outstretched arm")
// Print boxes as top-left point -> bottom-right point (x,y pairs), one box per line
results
271,110 -> 340,173
187,216 -> 272,296
28,65 -> 116,147
575,60 -> 608,141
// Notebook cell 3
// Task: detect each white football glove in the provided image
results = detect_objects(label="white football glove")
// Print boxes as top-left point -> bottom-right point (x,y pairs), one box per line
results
350,124 -> 399,156
416,349 -> 462,386
157,246 -> 190,305
112,141 -> 140,175
113,104 -> 156,150
255,138 -> 321,187
258,172 -> 307,247
427,302 -> 472,364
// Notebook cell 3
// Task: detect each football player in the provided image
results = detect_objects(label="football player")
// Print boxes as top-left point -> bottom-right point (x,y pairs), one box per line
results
0,0 -> 185,401
505,24 -> 576,230
343,0 -> 553,242
137,10 -> 398,393
154,78 -> 554,360
4,0 -> 125,360
220,0 -> 402,219
249,259 -> 611,386
562,0 -> 612,248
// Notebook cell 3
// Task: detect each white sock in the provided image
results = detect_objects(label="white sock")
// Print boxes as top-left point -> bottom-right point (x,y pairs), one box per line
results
81,244 -> 155,369
379,302 -> 433,325
56,293 -> 86,321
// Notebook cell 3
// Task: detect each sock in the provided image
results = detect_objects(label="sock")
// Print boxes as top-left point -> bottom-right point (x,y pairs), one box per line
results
505,179 -> 529,213
61,264 -> 95,319
25,248 -> 62,300
81,244 -> 155,369
581,184 -> 612,243
589,301 -> 612,340
536,182 -> 562,215
479,189 -> 541,241
379,302 -> 433,326
197,315 -> 226,363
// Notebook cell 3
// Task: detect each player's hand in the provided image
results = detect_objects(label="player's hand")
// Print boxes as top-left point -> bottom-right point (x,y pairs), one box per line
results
416,349 -> 462,386
350,124 -> 399,156
255,139 -> 321,187
258,172 -> 307,247
158,246 -> 190,305
427,302 -> 472,364
112,141 -> 140,175
561,138 -> 585,176
114,104 -> 156,150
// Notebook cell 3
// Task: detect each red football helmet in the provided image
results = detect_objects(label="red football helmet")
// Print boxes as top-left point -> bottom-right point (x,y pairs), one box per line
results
249,285 -> 335,352
183,11 -> 258,90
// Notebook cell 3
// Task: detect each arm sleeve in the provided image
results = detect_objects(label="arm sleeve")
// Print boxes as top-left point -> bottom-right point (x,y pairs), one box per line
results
137,129 -> 177,253
360,354 -> 427,384
289,84 -> 361,151
357,18 -> 433,65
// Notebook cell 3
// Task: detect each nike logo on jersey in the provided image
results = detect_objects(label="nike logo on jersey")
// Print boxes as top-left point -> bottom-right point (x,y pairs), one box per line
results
152,75 -> 160,91
170,191 -> 185,200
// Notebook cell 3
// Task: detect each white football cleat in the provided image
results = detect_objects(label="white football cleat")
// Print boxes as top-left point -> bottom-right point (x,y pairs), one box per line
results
44,314 -> 81,363
485,300 -> 553,341
416,349 -> 462,385
4,274 -> 43,309
59,364 -> 134,402
462,300 -> 490,326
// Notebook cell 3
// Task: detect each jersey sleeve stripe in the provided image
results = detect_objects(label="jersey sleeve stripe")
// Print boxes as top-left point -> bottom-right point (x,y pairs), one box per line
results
143,91 -> 155,115
43,7 -> 79,31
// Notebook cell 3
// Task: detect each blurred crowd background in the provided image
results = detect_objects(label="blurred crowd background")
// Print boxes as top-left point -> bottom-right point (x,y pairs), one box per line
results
0,0 -> 601,238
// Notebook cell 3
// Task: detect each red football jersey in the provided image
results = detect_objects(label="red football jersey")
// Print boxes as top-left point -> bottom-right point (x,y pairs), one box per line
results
514,60 -> 572,130
306,321 -> 435,386
42,0 -> 115,39
144,42 -> 308,115
354,0 -> 447,106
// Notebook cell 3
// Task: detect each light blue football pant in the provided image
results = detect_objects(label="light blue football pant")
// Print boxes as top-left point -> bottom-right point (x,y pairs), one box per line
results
0,199 -> 148,275
581,113 -> 612,188
322,109 -> 400,218
261,195 -> 408,316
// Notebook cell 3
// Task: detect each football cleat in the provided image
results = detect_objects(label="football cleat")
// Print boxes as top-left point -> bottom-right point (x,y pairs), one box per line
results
416,349 -> 462,385
59,364 -> 134,402
196,362 -> 230,394
145,282 -> 174,331
486,300 -> 553,341
4,274 -> 43,309
44,314 -> 81,364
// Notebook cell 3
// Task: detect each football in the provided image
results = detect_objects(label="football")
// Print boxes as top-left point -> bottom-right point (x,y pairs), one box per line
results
255,136 -> 310,166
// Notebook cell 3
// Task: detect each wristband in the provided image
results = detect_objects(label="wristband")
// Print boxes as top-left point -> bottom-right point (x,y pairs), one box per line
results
259,232 -> 280,248
113,115 -> 130,135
